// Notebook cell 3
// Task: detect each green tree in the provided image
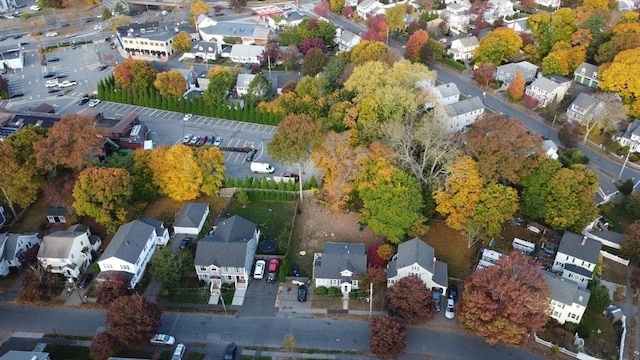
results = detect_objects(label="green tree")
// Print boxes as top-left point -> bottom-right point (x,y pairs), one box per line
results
73,167 -> 133,232
550,8 -> 577,45
587,282 -> 611,313
329,0 -> 344,13
131,150 -> 160,202
204,66 -> 238,106
106,294 -> 161,345
244,74 -> 274,106
544,164 -> 598,231
519,158 -> 563,221
474,27 -> 523,64
468,183 -> 519,243
173,31 -> 193,53
149,247 -> 192,286
302,47 -> 328,76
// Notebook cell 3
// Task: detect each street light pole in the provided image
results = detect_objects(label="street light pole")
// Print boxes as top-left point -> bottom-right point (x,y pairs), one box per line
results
619,151 -> 631,180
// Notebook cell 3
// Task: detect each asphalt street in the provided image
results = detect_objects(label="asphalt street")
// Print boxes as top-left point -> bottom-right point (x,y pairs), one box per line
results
0,305 -> 543,359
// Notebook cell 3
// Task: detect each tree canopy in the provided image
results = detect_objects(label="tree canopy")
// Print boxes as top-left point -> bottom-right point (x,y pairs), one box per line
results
474,27 -> 523,64
150,145 -> 203,201
149,247 -> 193,286
113,57 -> 157,93
386,276 -> 436,324
204,66 -> 239,106
106,294 -> 162,345
369,316 -> 407,359
600,47 -> 640,117
154,70 -> 187,98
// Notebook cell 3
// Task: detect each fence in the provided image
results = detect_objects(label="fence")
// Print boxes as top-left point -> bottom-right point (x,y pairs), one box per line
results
600,250 -> 630,266
533,333 -> 601,360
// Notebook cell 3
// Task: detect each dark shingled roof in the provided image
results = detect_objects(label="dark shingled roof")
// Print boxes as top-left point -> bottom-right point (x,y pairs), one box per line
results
173,202 -> 209,229
558,231 -> 602,265
99,221 -> 155,264
313,242 -> 367,280
194,216 -> 257,267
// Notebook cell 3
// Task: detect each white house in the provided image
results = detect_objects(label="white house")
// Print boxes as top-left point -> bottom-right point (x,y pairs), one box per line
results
66,224 -> 102,253
229,44 -> 265,64
614,119 -> 640,152
485,0 -> 516,24
0,46 -> 24,71
434,83 -> 461,105
541,270 -> 590,324
235,73 -> 257,97
566,93 -> 604,123
37,230 -> 93,279
543,139 -> 559,160
495,61 -> 539,85
335,28 -> 362,52
552,232 -> 602,289
447,36 -> 479,61
194,216 -> 259,304
387,237 -> 448,293
267,11 -> 306,30
573,62 -> 599,89
97,220 -> 160,288
525,76 -> 571,108
0,233 -> 39,277
441,2 -> 471,34
313,242 -> 367,295
196,15 -> 272,45
140,218 -> 170,246
178,41 -> 220,62
357,0 -> 384,18
173,202 -> 210,235
441,96 -> 485,133
0,0 -> 17,13
116,21 -> 177,59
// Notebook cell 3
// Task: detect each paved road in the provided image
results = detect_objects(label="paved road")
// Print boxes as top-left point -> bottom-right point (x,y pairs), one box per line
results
0,305 -> 543,359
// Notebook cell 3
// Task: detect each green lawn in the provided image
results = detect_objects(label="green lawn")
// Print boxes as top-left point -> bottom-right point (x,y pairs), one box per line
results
580,310 -> 623,357
160,275 -> 209,304
44,344 -> 90,359
226,199 -> 296,243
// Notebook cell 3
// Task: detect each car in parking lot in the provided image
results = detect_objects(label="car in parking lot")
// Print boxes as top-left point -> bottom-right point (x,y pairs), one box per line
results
54,74 -> 67,79
182,113 -> 193,121
47,87 -> 61,94
279,172 -> 300,182
45,80 -> 58,88
213,136 -> 223,146
150,334 -> 175,346
78,97 -> 90,105
245,148 -> 257,162
224,343 -> 237,360
188,136 -> 199,146
298,284 -> 307,302
292,266 -> 300,277
253,259 -> 265,279
0,36 -> 6,42
97,64 -> 108,71
206,136 -> 215,146
59,80 -> 77,88
9,92 -> 24,99
266,259 -> 279,283
47,56 -> 60,62
30,5 -> 40,10
179,237 -> 191,250
88,99 -> 101,107
171,343 -> 186,360
78,273 -> 93,288
43,72 -> 56,78
196,136 -> 207,146
445,298 -> 455,319
45,32 -> 58,37
181,134 -> 193,144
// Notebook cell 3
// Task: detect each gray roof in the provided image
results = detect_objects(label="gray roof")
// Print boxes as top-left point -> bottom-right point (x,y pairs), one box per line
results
67,224 -> 89,233
4,233 -> 37,261
619,119 -> 640,142
433,260 -> 448,287
394,237 -> 434,270
194,215 -> 257,267
100,221 -> 155,264
571,93 -> 597,112
140,217 -> 165,236
448,96 -> 484,116
457,36 -> 478,48
116,21 -> 175,42
543,139 -> 558,153
541,270 -> 590,307
0,351 -> 50,360
529,77 -> 563,93
38,231 -> 84,259
586,229 -> 625,246
497,61 -> 538,78
338,29 -> 359,43
558,231 -> 602,264
189,41 -> 219,55
574,62 -> 599,78
236,73 -> 256,87
229,44 -> 265,58
47,206 -> 66,216
174,202 -> 209,228
313,242 -> 367,280
564,263 -> 593,278
199,21 -> 269,39
436,83 -> 460,98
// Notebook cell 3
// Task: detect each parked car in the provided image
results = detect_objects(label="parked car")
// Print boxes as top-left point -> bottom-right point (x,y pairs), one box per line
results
182,134 -> 193,144
97,64 -> 108,71
253,259 -> 266,279
447,285 -> 458,301
30,5 -> 41,10
54,74 -> 67,79
45,80 -> 59,88
292,266 -> 300,277
171,343 -> 186,360
43,72 -> 56,78
78,273 -> 93,288
196,136 -> 207,146
88,99 -> 101,108
279,172 -> 300,182
150,334 -> 175,346
213,136 -> 223,146
45,31 -> 58,37
445,298 -> 455,319
182,113 -> 193,121
47,87 -> 61,94
245,148 -> 257,162
78,97 -> 90,105
0,36 -> 6,42
188,136 -> 199,146
9,92 -> 24,99
266,259 -> 280,283
59,80 -> 77,88
13,34 -> 22,39
224,343 -> 237,360
298,284 -> 307,302
179,237 -> 191,250
206,136 -> 215,146
47,56 -> 60,62
432,288 -> 442,312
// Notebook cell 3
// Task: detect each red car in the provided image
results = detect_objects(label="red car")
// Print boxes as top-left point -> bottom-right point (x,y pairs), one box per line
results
267,259 -> 280,283
196,136 -> 208,146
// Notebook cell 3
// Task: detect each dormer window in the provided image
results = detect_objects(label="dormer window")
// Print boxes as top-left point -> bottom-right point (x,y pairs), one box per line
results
580,68 -> 585,74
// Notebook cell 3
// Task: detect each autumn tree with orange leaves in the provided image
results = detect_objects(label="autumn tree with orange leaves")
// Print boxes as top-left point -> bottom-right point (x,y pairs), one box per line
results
113,57 -> 157,93
459,251 -> 550,347
154,70 -> 187,98
369,316 -> 407,358
149,145 -> 203,201
506,70 -> 525,101
405,29 -> 429,62
387,276 -> 437,324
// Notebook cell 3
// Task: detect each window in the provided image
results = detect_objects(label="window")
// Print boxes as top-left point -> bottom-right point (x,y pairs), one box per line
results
351,280 -> 358,286
70,253 -> 74,260
331,279 -> 339,286
200,266 -> 207,271
104,264 -> 113,269
121,264 -> 130,270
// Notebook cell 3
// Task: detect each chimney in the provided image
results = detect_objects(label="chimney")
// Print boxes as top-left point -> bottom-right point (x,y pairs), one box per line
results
581,236 -> 587,245
433,257 -> 437,270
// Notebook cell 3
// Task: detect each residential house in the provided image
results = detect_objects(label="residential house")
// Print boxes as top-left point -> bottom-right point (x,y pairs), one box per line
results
589,166 -> 621,206
173,202 -> 210,235
196,15 -> 272,45
194,216 -> 259,303
387,237 -> 448,293
476,248 -> 503,270
485,0 -> 516,24
267,11 -> 305,29
0,351 -> 50,360
66,224 -> 102,253
46,207 -> 68,224
441,96 -> 485,132
584,227 -> 625,250
552,232 -> 602,289
37,229 -> 93,278
235,73 -> 256,97
313,242 -> 367,295
357,0 -> 384,18
566,93 -> 604,123
229,44 -> 265,64
434,82 -> 461,105
335,28 -> 362,52
543,139 -> 559,160
535,0 -> 561,7
97,220 -> 160,288
441,2 -> 471,34
178,41 -> 220,62
447,36 -> 479,61
525,76 -> 571,108
503,17 -> 530,33
495,61 -> 539,85
541,270 -> 590,324
116,22 -> 177,59
573,62 -> 599,88
140,218 -> 170,246
614,119 -> 640,152
0,233 -> 39,276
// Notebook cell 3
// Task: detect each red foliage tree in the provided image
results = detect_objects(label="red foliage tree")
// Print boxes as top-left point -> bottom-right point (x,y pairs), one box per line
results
522,95 -> 541,109
386,276 -> 436,324
557,122 -> 582,149
472,63 -> 496,87
96,272 -> 134,306
302,48 -> 328,76
299,37 -> 328,56
405,29 -> 429,62
367,242 -> 386,267
281,80 -> 297,94
261,40 -> 282,67
369,316 -> 407,358
41,177 -> 76,207
341,5 -> 354,17
358,266 -> 387,290
459,251 -> 550,346
90,332 -> 118,360
17,264 -> 62,303
314,0 -> 329,16
106,294 -> 161,345
18,243 -> 40,267
630,266 -> 640,290
362,15 -> 387,42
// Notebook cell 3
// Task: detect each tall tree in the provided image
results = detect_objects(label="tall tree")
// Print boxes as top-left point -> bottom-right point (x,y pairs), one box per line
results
527,12 -> 553,57
281,44 -> 300,70
433,156 -> 483,231
544,164 -> 599,231
466,183 -> 519,245
96,272 -> 133,306
386,276 -> 436,324
550,8 -> 577,45
0,144 -> 45,218
459,251 -> 550,346
153,70 -> 187,98
245,74 -> 275,106
369,316 -> 407,359
299,37 -> 327,56
622,220 -> 640,264
330,0 -> 344,13
302,47 -> 328,76
131,150 -> 160,202
268,114 -> 322,199
385,4 -> 407,34
506,70 -> 525,101
73,167 -> 133,233
363,15 -> 388,42
600,47 -> 640,117
204,66 -> 238,106
405,29 -> 429,62
579,92 -> 629,143
90,332 -> 118,360
149,247 -> 193,286
106,294 -> 161,345
474,27 -> 523,65
172,31 -> 193,53
518,158 -> 562,221
473,63 -> 496,88
465,114 -> 543,184
190,0 -> 210,20
113,57 -> 157,93
34,113 -> 104,173
17,263 -> 61,303
194,146 -> 226,196
261,40 -> 282,67
149,145 -> 203,201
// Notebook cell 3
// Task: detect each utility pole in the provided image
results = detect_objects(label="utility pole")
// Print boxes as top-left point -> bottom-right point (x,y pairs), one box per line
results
73,279 -> 85,304
368,282 -> 373,317
619,151 -> 631,180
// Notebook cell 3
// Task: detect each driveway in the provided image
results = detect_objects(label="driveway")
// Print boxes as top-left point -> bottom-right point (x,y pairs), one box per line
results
238,277 -> 279,317
276,280 -> 314,316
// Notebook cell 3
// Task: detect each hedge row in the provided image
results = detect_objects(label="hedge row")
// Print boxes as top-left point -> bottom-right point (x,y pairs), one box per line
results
236,189 -> 299,201
97,76 -> 284,126
224,175 -> 318,191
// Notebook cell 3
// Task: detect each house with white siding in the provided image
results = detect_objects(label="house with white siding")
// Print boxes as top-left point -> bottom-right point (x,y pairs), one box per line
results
573,62 -> 599,88
552,232 -> 602,290
525,76 -> 571,108
387,237 -> 448,293
313,242 -> 367,295
566,93 -> 604,123
614,119 -> 640,152
447,36 -> 479,61
441,2 -> 471,34
229,44 -> 265,64
495,61 -> 538,85
441,96 -> 485,132
0,233 -> 39,277
541,270 -> 590,324
173,202 -> 210,235
335,28 -> 361,52
38,230 -> 93,279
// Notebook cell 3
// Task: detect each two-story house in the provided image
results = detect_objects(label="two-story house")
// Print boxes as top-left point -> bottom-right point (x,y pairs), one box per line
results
194,216 -> 259,304
447,36 -> 479,61
116,21 -> 178,59
356,0 -> 385,18
335,28 -> 362,52
267,11 -> 305,30
441,2 -> 471,34
196,15 -> 272,45
229,44 -> 265,64
235,73 -> 257,97
566,93 -> 604,123
434,83 -> 461,105
552,232 -> 602,289
313,242 -> 367,295
573,62 -> 599,88
535,0 -> 561,8
387,237 -> 448,293
0,233 -> 39,276
441,96 -> 485,133
541,270 -> 590,324
140,218 -> 170,246
525,76 -> 571,108
485,0 -> 516,24
178,41 -> 220,63
97,220 -> 160,288
495,61 -> 539,85
37,230 -> 93,279
614,119 -> 640,152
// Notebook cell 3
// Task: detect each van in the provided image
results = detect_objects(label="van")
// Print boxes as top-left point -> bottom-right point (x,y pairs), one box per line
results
171,343 -> 185,360
250,162 -> 275,174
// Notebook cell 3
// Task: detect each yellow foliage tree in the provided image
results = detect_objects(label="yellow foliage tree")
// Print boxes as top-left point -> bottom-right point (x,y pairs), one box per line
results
433,156 -> 483,231
600,47 -> 640,117
172,31 -> 193,53
153,70 -> 187,98
474,27 -> 523,65
149,145 -> 203,201
194,146 -> 226,196
376,243 -> 395,262
350,41 -> 392,64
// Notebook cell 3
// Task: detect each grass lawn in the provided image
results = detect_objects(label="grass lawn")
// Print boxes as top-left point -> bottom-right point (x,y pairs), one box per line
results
220,284 -> 235,306
424,222 -> 478,279
226,199 -> 296,242
44,344 -> 90,359
580,309 -> 623,357
160,275 -> 209,304
602,258 -> 628,285
600,201 -> 631,233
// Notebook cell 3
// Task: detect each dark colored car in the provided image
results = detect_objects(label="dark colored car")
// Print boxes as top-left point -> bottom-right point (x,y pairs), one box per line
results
60,23 -> 70,27
432,287 -> 442,312
447,285 -> 458,301
292,266 -> 300,277
0,36 -> 6,42
78,273 -> 93,288
196,136 -> 208,146
98,64 -> 108,71
298,285 -> 307,302
47,87 -> 61,93
43,72 -> 56,78
180,237 -> 191,250
47,56 -> 60,62
245,148 -> 257,162
206,135 -> 215,146
224,343 -> 237,360
9,92 -> 24,99
13,34 -> 21,39
78,97 -> 90,105
54,74 -> 67,79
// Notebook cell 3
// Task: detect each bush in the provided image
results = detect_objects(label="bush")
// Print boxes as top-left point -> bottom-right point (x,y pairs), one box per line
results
350,290 -> 365,299
630,152 -> 640,163
315,286 -> 328,295
327,286 -> 341,297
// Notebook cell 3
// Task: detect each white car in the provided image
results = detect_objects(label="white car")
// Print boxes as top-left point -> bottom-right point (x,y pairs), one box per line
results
45,80 -> 58,88
172,343 -> 186,360
181,133 -> 193,144
150,334 -> 175,346
45,32 -> 57,37
445,298 -> 455,319
213,136 -> 223,147
182,113 -> 193,121
94,24 -> 102,31
30,5 -> 41,11
59,80 -> 77,88
253,260 -> 266,279
88,99 -> 101,108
